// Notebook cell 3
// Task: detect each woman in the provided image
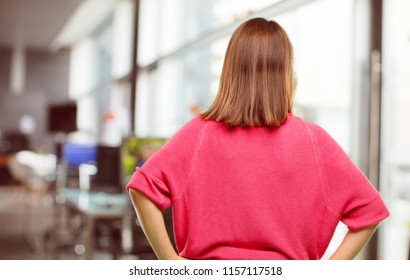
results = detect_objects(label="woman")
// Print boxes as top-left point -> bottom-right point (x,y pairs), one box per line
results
127,18 -> 389,260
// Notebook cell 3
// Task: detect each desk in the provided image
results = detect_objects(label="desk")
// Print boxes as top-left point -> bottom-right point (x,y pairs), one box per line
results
62,189 -> 131,259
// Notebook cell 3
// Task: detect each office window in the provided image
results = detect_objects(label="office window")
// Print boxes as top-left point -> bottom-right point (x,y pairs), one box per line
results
212,0 -> 282,28
137,42 -> 219,136
137,0 -> 159,66
111,0 -> 135,78
70,0 -> 134,139
137,0 -> 286,136
210,37 -> 230,99
69,38 -> 97,99
136,58 -> 183,137
135,71 -> 151,136
138,0 -> 213,66
136,0 -> 354,150
70,18 -> 114,98
93,19 -> 114,86
274,0 -> 354,154
157,0 -> 185,57
137,0 -> 216,136
77,94 -> 98,134
380,0 -> 410,260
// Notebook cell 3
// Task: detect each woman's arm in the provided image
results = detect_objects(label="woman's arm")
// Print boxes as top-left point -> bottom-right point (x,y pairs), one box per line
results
329,224 -> 379,260
128,188 -> 186,260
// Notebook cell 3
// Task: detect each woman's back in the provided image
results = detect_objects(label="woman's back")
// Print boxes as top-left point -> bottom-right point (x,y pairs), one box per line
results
128,114 -> 388,259
177,114 -> 325,259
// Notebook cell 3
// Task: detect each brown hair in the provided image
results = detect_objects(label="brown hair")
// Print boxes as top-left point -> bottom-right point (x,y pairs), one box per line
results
201,18 -> 294,127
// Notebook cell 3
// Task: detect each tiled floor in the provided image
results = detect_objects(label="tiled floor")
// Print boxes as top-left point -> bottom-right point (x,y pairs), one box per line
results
0,186 -> 47,260
0,185 -> 154,260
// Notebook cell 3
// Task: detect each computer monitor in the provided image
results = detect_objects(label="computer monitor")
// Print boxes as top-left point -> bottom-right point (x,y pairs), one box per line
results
91,145 -> 123,193
121,137 -> 168,181
47,103 -> 77,133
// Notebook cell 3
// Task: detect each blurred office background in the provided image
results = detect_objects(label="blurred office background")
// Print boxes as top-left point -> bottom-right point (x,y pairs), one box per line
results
0,0 -> 409,260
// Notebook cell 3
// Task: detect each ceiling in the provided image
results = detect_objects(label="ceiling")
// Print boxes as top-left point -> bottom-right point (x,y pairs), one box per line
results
0,0 -> 82,50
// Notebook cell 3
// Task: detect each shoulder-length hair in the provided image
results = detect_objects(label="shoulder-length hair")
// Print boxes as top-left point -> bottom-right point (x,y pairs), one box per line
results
201,18 -> 294,127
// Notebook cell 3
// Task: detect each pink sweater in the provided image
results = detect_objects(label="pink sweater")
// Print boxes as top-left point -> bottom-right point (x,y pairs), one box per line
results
127,114 -> 389,259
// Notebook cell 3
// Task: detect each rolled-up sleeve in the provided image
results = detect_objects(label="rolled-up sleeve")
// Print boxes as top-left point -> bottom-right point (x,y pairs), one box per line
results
127,168 -> 171,211
310,123 -> 390,230
126,117 -> 207,211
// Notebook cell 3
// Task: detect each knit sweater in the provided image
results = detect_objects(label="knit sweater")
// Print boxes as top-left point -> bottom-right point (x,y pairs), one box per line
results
127,114 -> 389,259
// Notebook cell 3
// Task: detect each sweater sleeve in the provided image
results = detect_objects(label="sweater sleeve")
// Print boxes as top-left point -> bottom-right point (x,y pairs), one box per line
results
309,123 -> 389,230
126,117 -> 206,211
